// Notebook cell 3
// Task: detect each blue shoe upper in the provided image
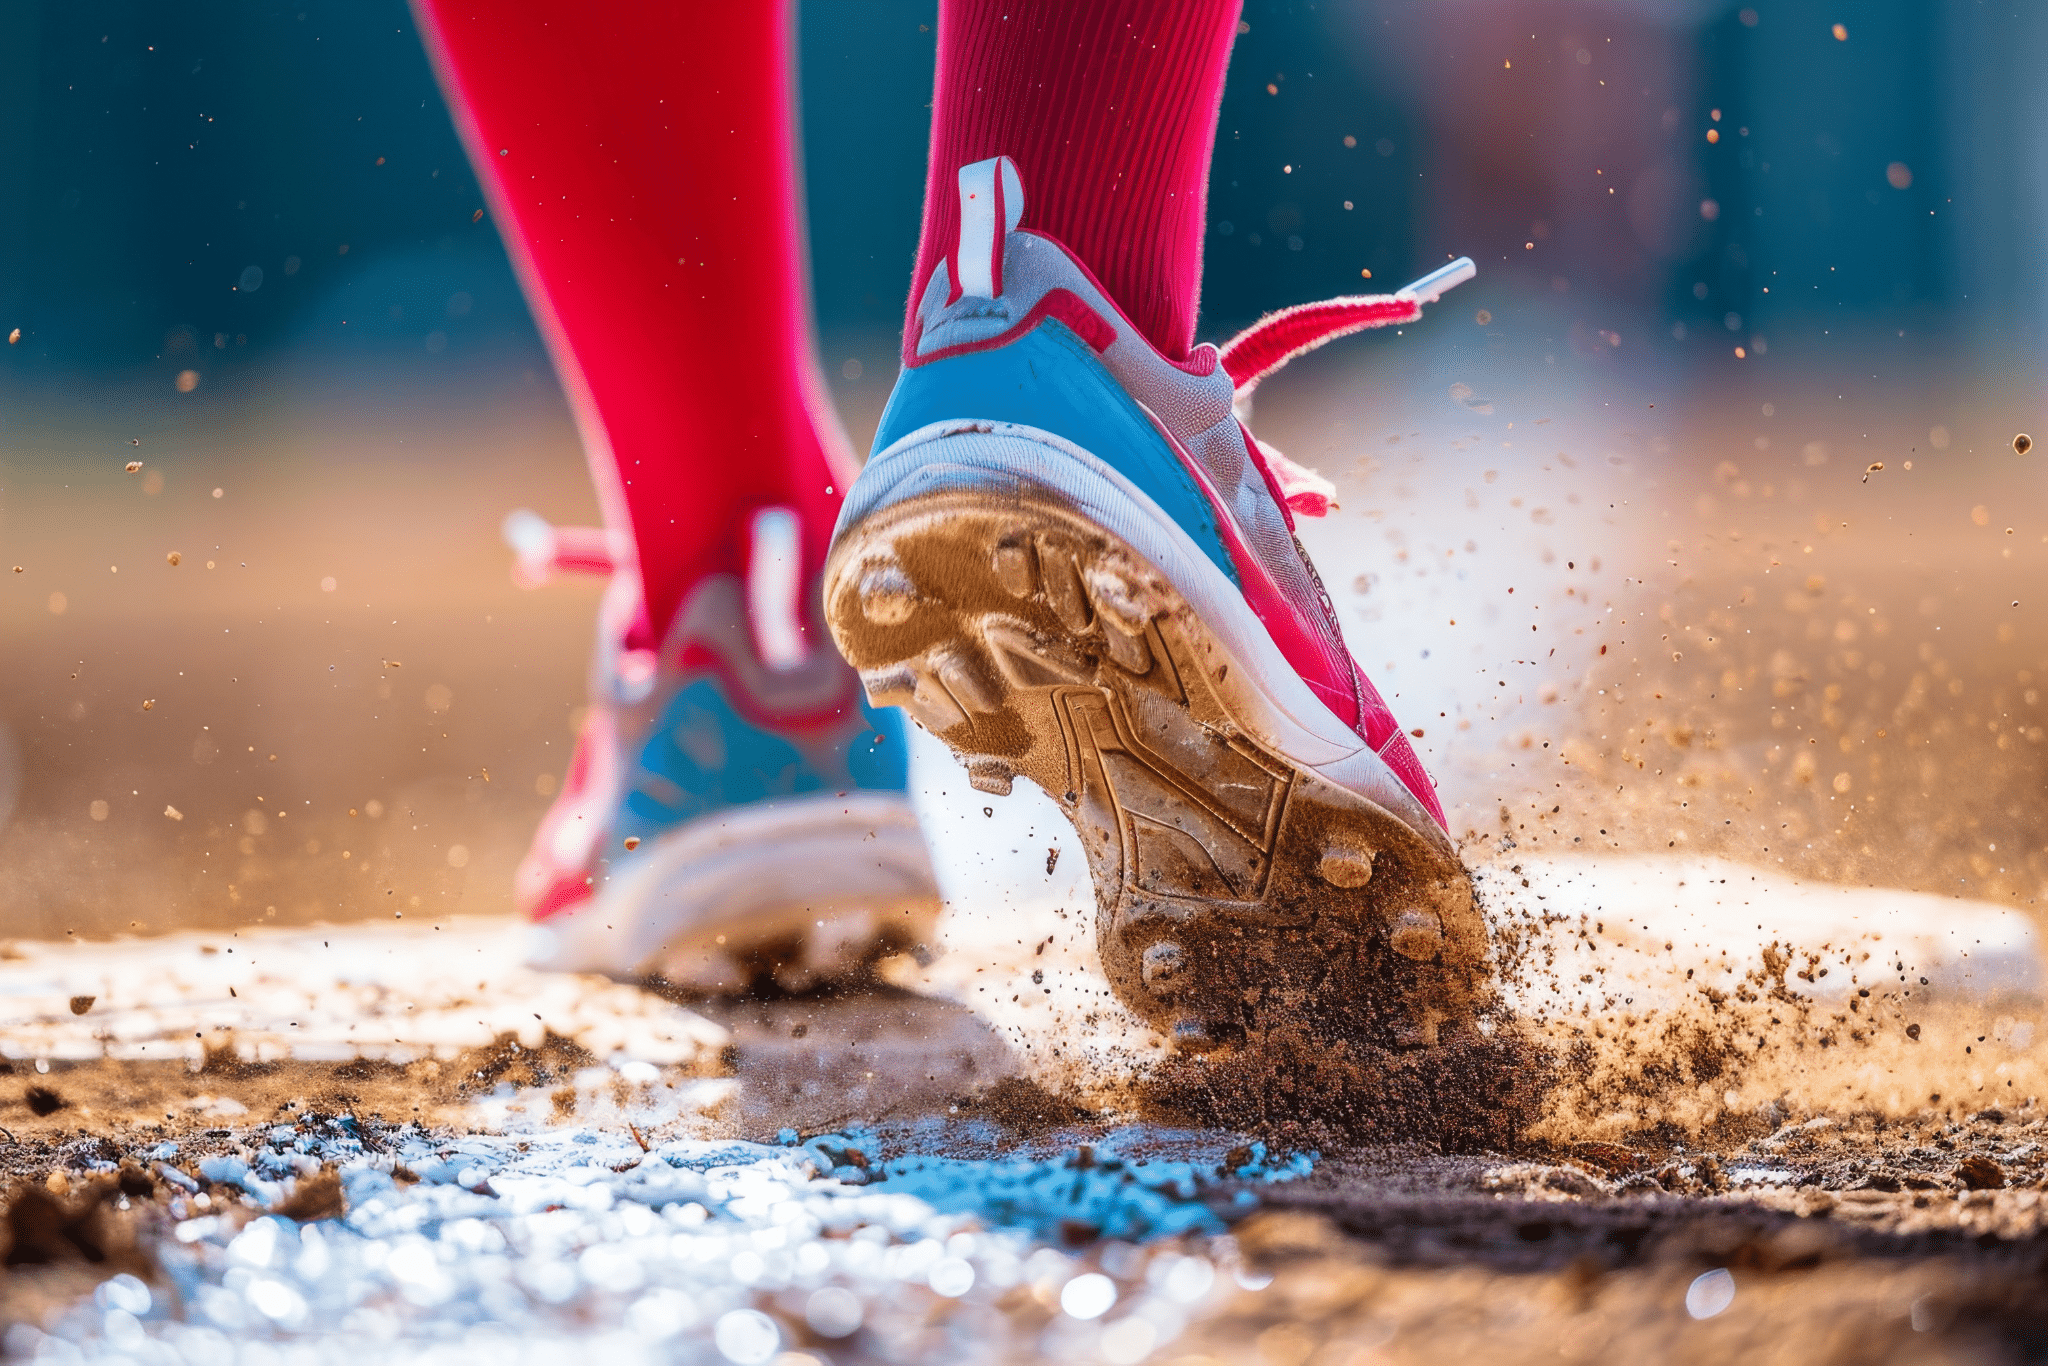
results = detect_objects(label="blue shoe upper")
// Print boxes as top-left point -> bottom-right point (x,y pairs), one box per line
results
872,319 -> 1241,590
620,678 -> 909,840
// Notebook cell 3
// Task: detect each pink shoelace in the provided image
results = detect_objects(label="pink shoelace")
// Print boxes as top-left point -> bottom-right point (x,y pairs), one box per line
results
1216,257 -> 1476,518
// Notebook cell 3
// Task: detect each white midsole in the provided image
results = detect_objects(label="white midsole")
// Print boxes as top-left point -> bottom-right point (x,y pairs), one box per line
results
526,790 -> 941,978
843,419 -> 1450,851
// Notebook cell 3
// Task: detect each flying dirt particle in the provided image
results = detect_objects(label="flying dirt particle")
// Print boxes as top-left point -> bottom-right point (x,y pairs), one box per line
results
6,328 -> 17,344
1410,727 -> 1425,738
384,660 -> 402,669
162,805 -> 182,821
623,837 -> 641,851
24,1085 -> 64,1117
141,700 -> 155,711
175,370 -> 199,393
1906,1022 -> 1921,1040
10,566 -> 19,574
1046,847 -> 1061,875
472,209 -> 484,222
1832,22 -> 1848,40
124,461 -> 142,474
1475,309 -> 1492,326
1972,506 -> 1990,526
166,552 -> 181,567
68,996 -> 93,1016
2015,433 -> 2033,456
1862,461 -> 1883,482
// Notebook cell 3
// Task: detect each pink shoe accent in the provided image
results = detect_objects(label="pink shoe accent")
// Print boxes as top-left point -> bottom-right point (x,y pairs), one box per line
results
1241,434 -> 1338,522
517,709 -> 617,923
909,286 -> 1118,368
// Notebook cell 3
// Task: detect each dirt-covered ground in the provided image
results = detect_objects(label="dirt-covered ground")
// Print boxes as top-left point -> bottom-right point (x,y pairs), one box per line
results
0,907 -> 2038,1364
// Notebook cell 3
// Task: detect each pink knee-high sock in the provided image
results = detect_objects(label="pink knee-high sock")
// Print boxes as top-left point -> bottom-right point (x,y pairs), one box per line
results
414,0 -> 849,647
914,0 -> 1242,362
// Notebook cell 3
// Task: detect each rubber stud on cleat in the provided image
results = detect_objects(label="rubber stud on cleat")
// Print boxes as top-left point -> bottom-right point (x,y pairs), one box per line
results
858,666 -> 917,709
967,758 -> 1014,796
909,669 -> 969,732
992,536 -> 1038,598
1139,941 -> 1188,995
1317,840 -> 1377,889
1170,1017 -> 1217,1050
935,652 -> 999,715
1037,538 -> 1093,633
858,562 -> 917,625
1387,909 -> 1445,961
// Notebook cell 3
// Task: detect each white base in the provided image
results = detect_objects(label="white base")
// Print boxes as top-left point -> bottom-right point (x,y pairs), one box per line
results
525,791 -> 941,990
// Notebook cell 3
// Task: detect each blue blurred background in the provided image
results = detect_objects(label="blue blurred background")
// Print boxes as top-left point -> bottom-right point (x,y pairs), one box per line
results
3,0 -> 2042,378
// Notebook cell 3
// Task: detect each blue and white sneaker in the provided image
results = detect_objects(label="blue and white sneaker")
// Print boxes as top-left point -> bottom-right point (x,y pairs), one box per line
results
506,508 -> 941,992
824,157 -> 1482,1049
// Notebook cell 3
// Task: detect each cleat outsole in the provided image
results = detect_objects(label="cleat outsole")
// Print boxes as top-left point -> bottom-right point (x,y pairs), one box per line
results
825,488 -> 1486,1052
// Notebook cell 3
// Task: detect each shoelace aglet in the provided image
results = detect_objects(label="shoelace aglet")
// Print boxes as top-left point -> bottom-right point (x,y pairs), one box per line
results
501,508 -> 628,587
501,508 -> 554,558
1395,257 -> 1476,306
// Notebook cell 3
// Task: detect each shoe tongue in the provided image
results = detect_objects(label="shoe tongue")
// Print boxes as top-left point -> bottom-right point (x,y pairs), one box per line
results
951,155 -> 1025,301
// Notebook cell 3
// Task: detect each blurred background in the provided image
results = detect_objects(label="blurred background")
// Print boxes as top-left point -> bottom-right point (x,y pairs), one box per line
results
3,0 -> 2044,937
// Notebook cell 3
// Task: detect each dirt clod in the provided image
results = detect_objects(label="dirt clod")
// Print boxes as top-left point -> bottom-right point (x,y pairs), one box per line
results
271,1169 -> 347,1222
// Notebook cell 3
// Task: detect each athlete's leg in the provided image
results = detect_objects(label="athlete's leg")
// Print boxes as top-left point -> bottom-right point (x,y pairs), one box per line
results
414,0 -> 938,986
913,0 -> 1240,361
415,0 -> 848,646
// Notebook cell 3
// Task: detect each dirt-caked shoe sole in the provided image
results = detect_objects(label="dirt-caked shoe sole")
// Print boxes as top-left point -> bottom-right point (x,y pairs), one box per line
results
825,423 -> 1486,1051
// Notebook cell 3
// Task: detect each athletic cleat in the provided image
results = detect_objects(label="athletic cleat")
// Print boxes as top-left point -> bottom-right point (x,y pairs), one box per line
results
504,507 -> 941,992
825,157 -> 1481,1050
